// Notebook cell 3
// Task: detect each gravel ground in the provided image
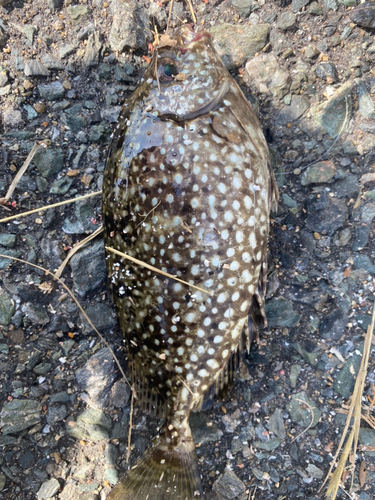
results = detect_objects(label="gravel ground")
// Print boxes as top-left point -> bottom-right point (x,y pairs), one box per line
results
1,0 -> 375,499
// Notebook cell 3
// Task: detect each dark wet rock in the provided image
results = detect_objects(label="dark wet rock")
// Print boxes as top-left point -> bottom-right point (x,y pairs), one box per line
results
212,469 -> 246,500
111,379 -> 131,408
253,438 -> 282,451
334,342 -> 363,397
0,399 -> 42,434
275,95 -> 310,126
358,428 -> 375,457
354,254 -> 375,274
76,347 -> 116,408
331,173 -> 359,199
0,249 -> 22,269
18,450 -> 35,469
311,81 -> 352,138
209,23 -> 270,69
352,226 -> 369,251
50,177 -> 73,195
67,5 -> 91,27
101,106 -> 121,123
276,12 -> 297,30
305,193 -> 348,235
0,288 -> 14,325
265,297 -> 301,327
351,1 -> 375,29
22,302 -> 50,325
24,59 -> 49,77
62,104 -> 88,132
26,350 -> 43,370
358,81 -> 375,119
62,201 -> 97,234
232,0 -> 257,16
47,405 -> 68,426
287,392 -> 321,427
88,123 -> 111,143
301,160 -> 336,186
323,0 -> 338,10
84,31 -> 102,67
245,54 -> 291,99
77,23 -> 96,41
40,238 -> 63,271
33,362 -> 52,375
268,409 -> 286,439
80,303 -> 117,334
33,147 -> 64,178
47,0 -> 63,10
190,411 -> 223,444
109,1 -> 151,52
292,341 -> 321,366
320,308 -> 348,340
292,0 -> 310,12
38,81 -> 65,100
37,478 -> 60,499
315,62 -> 338,83
70,239 -> 106,296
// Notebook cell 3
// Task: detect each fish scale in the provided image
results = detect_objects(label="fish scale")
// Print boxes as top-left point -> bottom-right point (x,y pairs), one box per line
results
103,25 -> 278,500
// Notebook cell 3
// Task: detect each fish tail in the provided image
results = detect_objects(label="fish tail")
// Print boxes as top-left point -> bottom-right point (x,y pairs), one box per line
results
106,422 -> 203,500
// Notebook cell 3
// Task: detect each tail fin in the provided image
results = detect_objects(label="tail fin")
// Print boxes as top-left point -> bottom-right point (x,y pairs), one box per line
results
106,424 -> 203,500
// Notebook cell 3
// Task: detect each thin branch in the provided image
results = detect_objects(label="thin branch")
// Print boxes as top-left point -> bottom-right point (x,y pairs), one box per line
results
291,398 -> 316,443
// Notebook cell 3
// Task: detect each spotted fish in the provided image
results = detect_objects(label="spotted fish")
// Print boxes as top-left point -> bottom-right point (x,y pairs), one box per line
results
102,25 -> 278,500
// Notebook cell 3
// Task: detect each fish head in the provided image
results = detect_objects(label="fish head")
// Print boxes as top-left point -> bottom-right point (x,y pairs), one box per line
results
142,26 -> 229,121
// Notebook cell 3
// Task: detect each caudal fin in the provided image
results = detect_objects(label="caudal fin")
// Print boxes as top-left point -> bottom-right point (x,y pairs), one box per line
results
106,424 -> 203,500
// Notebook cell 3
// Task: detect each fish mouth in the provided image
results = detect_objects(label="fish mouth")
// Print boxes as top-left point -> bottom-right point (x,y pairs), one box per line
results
175,25 -> 211,46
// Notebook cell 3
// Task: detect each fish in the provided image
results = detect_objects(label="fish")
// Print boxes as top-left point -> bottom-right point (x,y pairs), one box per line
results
102,25 -> 278,500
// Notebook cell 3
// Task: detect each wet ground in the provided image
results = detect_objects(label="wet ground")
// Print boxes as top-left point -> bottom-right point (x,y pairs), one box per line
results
1,0 -> 375,499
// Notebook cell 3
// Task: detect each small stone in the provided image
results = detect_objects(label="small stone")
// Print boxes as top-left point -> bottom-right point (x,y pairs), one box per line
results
76,348 -> 116,408
104,468 -> 119,485
351,2 -> 375,29
190,411 -> 223,444
305,193 -> 348,235
0,288 -> 14,325
33,102 -> 46,114
2,106 -> 23,128
334,342 -> 363,397
209,23 -> 271,69
0,399 -> 42,434
88,123 -> 111,143
0,234 -> 16,248
33,362 -> 52,375
47,405 -> 68,426
59,44 -> 76,59
84,32 -> 102,67
301,160 -> 336,186
253,438 -> 282,451
358,81 -> 375,119
49,177 -> 73,194
41,53 -> 65,71
24,59 -> 49,77
276,12 -> 297,31
268,409 -> 286,439
320,308 -> 348,340
38,81 -> 65,100
212,469 -> 246,500
292,0 -> 310,12
37,478 -> 60,499
109,2 -> 151,52
67,5 -> 90,26
265,297 -> 301,327
290,364 -> 302,388
232,0 -> 256,16
287,392 -> 321,428
23,79 -> 34,90
315,62 -> 339,83
22,302 -> 50,325
304,44 -> 320,59
245,53 -> 291,99
71,239 -> 107,296
275,95 -> 310,126
33,148 -> 64,178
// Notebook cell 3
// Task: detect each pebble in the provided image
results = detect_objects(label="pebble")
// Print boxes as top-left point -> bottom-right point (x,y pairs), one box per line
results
37,478 -> 60,499
287,392 -> 322,428
109,1 -> 151,52
0,399 -> 42,434
275,95 -> 310,126
38,81 -> 65,100
209,23 -> 270,69
276,12 -> 297,31
212,469 -> 246,500
334,342 -> 363,397
70,239 -> 107,296
265,297 -> 301,327
245,53 -> 291,99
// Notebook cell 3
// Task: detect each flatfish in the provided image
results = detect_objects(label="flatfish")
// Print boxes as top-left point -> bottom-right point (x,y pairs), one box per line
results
102,25 -> 278,500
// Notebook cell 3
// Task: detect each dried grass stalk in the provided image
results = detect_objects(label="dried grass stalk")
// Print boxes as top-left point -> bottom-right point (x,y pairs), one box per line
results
106,245 -> 213,296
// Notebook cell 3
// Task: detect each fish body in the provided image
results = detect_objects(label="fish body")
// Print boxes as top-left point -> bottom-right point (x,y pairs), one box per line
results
102,26 -> 278,500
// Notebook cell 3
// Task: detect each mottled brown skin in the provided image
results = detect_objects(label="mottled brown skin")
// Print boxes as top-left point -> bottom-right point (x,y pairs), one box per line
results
103,26 -> 278,500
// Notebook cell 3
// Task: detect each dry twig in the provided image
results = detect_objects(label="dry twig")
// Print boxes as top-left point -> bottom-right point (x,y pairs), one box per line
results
291,398 -> 316,443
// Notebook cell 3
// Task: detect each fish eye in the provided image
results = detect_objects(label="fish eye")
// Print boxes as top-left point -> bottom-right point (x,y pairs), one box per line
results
157,57 -> 178,83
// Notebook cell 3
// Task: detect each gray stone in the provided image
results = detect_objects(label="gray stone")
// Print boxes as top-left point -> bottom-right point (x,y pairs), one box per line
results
358,82 -> 375,119
84,31 -> 102,67
105,444 -> 120,465
62,201 -> 97,234
67,5 -> 90,26
315,62 -> 338,83
323,0 -> 338,10
0,399 -> 42,435
76,348 -> 116,408
24,59 -> 49,77
101,106 -> 121,123
232,0 -> 257,16
109,1 -> 151,52
253,438 -> 282,451
2,106 -> 23,128
0,249 -> 22,269
24,104 -> 38,120
41,53 -> 65,70
80,303 -> 117,334
190,411 -> 223,444
40,238 -> 63,271
351,2 -> 375,29
290,364 -> 302,388
352,226 -> 369,251
287,392 -> 321,428
37,478 -> 60,499
354,254 -> 375,274
0,72 -> 8,87
212,469 -> 246,500
38,81 -> 65,100
304,44 -> 320,59
0,288 -> 14,325
33,148 -> 64,178
88,123 -> 111,143
276,12 -> 297,30
209,23 -> 270,69
311,81 -> 352,138
47,405 -> 68,426
334,342 -> 363,398
268,409 -> 286,439
333,228 -> 351,247
59,44 -> 76,59
292,0 -> 310,12
358,428 -> 375,457
111,379 -> 130,408
104,468 -> 119,485
305,193 -> 348,235
275,95 -> 310,126
265,296 -> 301,327
269,28 -> 288,54
71,239 -> 107,296
22,302 -> 50,325
33,362 -> 52,375
245,53 -> 291,99
301,160 -> 336,186
50,177 -> 73,195
47,0 -> 63,10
